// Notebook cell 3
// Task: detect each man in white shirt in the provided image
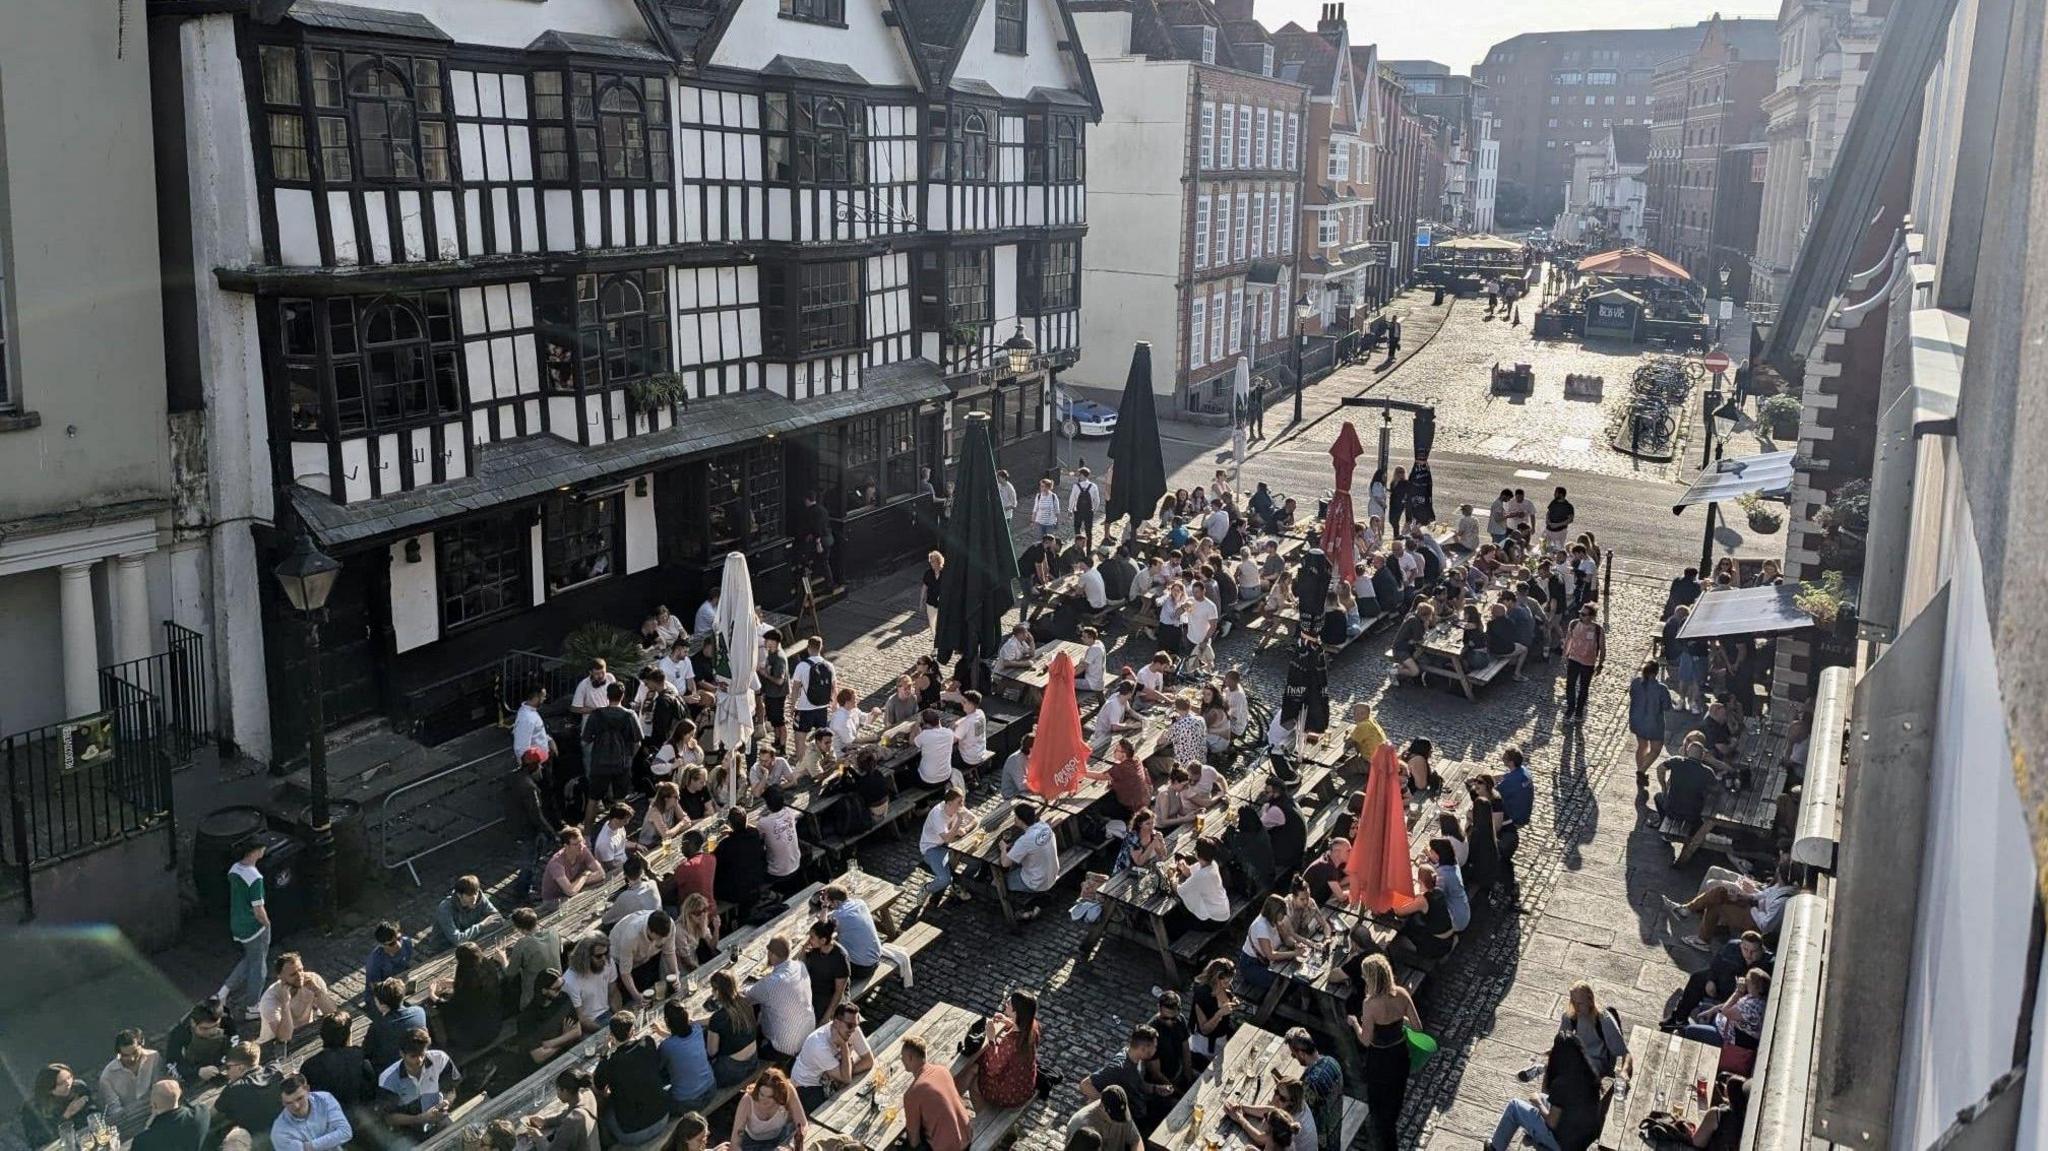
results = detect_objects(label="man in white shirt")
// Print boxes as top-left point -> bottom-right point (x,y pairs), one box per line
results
951,690 -> 992,779
1182,583 -> 1221,671
744,936 -> 816,1059
1173,839 -> 1231,922
1232,554 -> 1265,605
1203,501 -> 1231,543
996,469 -> 1018,522
375,1031 -> 461,1138
608,909 -> 681,1006
1076,557 -> 1109,610
657,639 -> 696,699
751,746 -> 800,800
1135,653 -> 1175,705
1078,626 -> 1108,693
995,624 -> 1037,670
998,804 -> 1059,923
789,637 -> 834,733
789,1003 -> 877,1112
693,591 -> 720,638
510,684 -> 554,769
1393,541 -> 1424,585
1092,681 -> 1141,747
918,788 -> 975,904
99,1030 -> 164,1111
913,709 -> 960,789
1222,670 -> 1250,736
570,660 -> 616,769
758,788 -> 803,892
257,952 -> 339,1045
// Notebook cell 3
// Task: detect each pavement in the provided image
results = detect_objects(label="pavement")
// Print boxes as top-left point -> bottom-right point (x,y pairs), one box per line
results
91,281 -> 1784,1150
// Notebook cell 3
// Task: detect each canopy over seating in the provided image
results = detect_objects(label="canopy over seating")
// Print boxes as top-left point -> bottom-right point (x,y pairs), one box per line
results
1673,450 -> 1799,508
1436,233 -> 1526,252
1578,246 -> 1692,280
1679,584 -> 1816,639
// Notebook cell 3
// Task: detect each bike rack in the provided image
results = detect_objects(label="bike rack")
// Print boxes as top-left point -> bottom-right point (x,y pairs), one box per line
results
376,749 -> 510,887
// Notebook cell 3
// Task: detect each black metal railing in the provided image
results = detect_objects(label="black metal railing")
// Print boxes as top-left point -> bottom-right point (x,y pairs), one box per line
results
4,675 -> 174,915
96,621 -> 215,763
398,649 -> 582,747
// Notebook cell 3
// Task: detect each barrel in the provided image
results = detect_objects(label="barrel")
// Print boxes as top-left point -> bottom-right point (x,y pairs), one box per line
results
192,805 -> 271,917
296,798 -> 369,907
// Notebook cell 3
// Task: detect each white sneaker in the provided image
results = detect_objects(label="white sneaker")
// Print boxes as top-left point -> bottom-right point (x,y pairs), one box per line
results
1661,895 -> 1692,919
1677,934 -> 1712,953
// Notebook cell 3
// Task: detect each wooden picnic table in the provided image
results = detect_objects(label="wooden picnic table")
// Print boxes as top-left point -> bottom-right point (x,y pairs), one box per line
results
1146,1023 -> 1364,1151
945,779 -> 1110,924
991,639 -> 1094,705
809,1001 -> 1028,1151
1416,621 -> 1513,702
1600,1027 -> 1720,1148
1668,725 -> 1791,866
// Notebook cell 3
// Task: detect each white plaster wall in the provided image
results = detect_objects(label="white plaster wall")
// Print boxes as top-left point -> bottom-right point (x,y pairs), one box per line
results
182,15 -> 275,761
388,535 -> 440,654
625,475 -> 658,574
709,0 -> 917,88
0,569 -> 67,733
1070,57 -> 1189,396
950,0 -> 1079,97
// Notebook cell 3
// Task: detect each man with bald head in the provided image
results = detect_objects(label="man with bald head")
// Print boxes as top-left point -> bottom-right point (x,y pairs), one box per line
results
134,1081 -> 210,1151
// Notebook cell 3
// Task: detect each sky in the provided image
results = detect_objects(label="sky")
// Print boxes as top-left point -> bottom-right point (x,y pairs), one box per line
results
1252,0 -> 1779,74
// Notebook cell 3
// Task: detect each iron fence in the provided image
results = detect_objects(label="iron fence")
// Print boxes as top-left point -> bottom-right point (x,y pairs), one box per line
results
97,621 -> 214,762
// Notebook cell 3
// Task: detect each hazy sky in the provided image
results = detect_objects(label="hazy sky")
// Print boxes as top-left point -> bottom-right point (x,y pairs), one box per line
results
1254,0 -> 1778,74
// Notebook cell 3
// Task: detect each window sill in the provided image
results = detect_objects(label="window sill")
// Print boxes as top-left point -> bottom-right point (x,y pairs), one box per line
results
0,410 -> 41,434
776,13 -> 849,26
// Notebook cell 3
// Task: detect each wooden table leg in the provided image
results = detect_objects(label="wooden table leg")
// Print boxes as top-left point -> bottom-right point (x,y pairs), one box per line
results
1081,898 -> 1114,959
1676,822 -> 1713,866
1150,914 -> 1181,986
1317,995 -> 1364,1090
992,867 -> 1018,925
1255,972 -> 1289,1024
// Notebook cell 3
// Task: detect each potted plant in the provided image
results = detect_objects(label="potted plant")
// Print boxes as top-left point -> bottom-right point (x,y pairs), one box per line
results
1737,491 -> 1782,533
560,622 -> 646,671
943,322 -> 983,349
626,373 -> 689,419
1759,394 -> 1803,440
1814,479 -> 1870,571
1795,569 -> 1853,631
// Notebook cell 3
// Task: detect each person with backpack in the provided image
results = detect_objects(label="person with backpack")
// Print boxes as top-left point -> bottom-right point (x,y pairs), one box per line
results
789,637 -> 836,735
1069,467 -> 1102,549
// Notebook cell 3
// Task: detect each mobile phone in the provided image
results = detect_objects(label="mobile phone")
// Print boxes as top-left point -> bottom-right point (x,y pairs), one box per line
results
1517,1063 -> 1543,1082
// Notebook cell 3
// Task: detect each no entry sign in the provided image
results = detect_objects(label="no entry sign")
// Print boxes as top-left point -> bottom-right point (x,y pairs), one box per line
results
1703,349 -> 1732,376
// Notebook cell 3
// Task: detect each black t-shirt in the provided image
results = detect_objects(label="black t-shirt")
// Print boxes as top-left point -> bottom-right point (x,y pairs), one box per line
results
1085,1055 -> 1147,1102
1393,614 -> 1426,651
1546,498 -> 1575,532
1303,857 -> 1344,905
922,567 -> 942,605
1661,756 -> 1717,822
713,828 -> 769,903
760,650 -> 790,700
515,991 -> 578,1062
1191,985 -> 1230,1040
1147,1012 -> 1192,1083
1486,617 -> 1520,656
301,1046 -> 369,1106
586,705 -> 641,774
803,944 -> 853,1020
1018,543 -> 1050,582
595,1037 -> 670,1134
1699,715 -> 1734,754
854,765 -> 892,807
1102,558 -> 1136,601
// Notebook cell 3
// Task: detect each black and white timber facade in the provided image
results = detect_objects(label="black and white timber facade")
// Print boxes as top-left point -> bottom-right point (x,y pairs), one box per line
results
147,0 -> 1098,759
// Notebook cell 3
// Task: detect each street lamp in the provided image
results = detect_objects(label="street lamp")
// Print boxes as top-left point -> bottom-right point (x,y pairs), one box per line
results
1291,297 -> 1315,425
274,527 -> 341,928
1711,393 -> 1742,443
1000,323 -> 1036,377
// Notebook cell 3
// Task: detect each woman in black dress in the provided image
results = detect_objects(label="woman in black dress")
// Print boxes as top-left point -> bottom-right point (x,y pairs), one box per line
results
1463,774 -> 1504,900
911,656 -> 944,710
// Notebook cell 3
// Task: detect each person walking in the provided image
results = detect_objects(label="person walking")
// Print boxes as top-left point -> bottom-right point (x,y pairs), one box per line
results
216,838 -> 271,1021
1248,378 -> 1267,441
1070,467 -> 1103,549
1560,604 -> 1606,726
1031,478 -> 1062,540
995,469 -> 1018,525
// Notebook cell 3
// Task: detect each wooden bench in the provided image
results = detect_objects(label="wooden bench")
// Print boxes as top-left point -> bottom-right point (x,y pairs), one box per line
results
1416,642 -> 1513,701
845,921 -> 944,1002
1338,1099 -> 1369,1148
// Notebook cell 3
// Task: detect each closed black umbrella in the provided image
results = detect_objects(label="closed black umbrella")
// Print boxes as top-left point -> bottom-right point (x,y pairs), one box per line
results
934,412 -> 1018,690
1104,342 -> 1168,533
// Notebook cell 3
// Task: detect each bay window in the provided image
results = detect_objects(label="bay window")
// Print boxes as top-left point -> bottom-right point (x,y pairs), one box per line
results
765,90 -> 867,186
544,492 -> 620,595
278,291 -> 463,435
1019,241 -> 1079,313
761,261 -> 863,358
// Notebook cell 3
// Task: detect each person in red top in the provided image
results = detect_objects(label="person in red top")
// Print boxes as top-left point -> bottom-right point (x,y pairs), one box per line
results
540,826 -> 604,910
665,830 -> 717,906
900,1035 -> 973,1151
966,990 -> 1040,1110
1087,738 -> 1154,820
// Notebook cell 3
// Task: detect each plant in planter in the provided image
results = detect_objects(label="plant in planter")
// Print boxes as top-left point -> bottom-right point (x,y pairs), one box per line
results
561,622 -> 646,672
625,373 -> 689,419
1795,569 -> 1853,631
1814,478 -> 1871,571
1759,394 -> 1803,440
1737,490 -> 1783,533
943,322 -> 984,350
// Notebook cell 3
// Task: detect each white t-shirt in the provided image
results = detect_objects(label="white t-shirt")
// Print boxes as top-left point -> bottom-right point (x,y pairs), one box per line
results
827,706 -> 862,754
1177,862 -> 1231,922
1092,692 -> 1130,743
694,601 -> 718,636
1183,597 -> 1220,644
790,658 -> 832,714
758,807 -> 801,877
1005,821 -> 1059,891
751,756 -> 797,795
997,635 -> 1033,664
915,726 -> 957,785
1080,642 -> 1108,692
562,960 -> 617,1025
659,655 -> 696,692
1157,594 -> 1184,628
1080,568 -> 1108,609
1243,915 -> 1282,960
746,960 -> 816,1057
791,1024 -> 874,1088
1397,550 -> 1424,583
1224,688 -> 1249,735
1137,665 -> 1168,695
1233,556 -> 1263,591
571,674 -> 616,714
953,710 -> 990,765
592,822 -> 630,866
920,804 -> 964,854
1204,508 -> 1231,541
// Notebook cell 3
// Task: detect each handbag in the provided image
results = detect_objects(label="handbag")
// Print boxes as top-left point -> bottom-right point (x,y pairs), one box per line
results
958,1018 -> 988,1059
1638,1112 -> 1694,1146
1035,1064 -> 1059,1101
1403,1026 -> 1438,1072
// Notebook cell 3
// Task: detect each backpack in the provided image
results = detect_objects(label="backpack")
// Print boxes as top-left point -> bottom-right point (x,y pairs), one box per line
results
1075,481 -> 1095,518
804,657 -> 835,707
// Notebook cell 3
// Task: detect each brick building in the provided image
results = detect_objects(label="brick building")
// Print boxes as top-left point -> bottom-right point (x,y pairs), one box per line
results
1271,7 -> 1374,334
1360,53 -> 1425,306
1663,15 -> 1776,291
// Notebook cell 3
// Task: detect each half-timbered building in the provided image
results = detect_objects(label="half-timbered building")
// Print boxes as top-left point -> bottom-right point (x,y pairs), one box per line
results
146,0 -> 1096,759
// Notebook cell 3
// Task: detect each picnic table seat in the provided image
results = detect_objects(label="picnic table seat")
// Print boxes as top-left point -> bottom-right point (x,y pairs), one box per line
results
845,922 -> 944,1002
1338,1099 -> 1369,1149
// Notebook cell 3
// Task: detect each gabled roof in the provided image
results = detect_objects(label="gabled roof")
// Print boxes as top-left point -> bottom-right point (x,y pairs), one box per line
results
526,30 -> 671,62
1268,23 -> 1345,98
1610,124 -> 1650,164
895,0 -> 1104,115
648,0 -> 936,93
273,0 -> 450,41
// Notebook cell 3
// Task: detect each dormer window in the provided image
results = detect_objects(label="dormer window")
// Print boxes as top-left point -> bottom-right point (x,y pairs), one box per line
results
1261,45 -> 1275,77
1201,27 -> 1217,64
995,0 -> 1026,54
532,71 -> 670,187
765,91 -> 868,187
779,0 -> 846,26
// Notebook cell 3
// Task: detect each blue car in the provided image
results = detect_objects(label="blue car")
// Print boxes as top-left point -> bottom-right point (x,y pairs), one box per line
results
1056,390 -> 1118,438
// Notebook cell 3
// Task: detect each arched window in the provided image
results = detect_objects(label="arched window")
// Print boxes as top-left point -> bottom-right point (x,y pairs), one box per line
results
599,274 -> 649,385
597,82 -> 649,181
350,62 -> 420,181
359,295 -> 458,425
960,110 -> 992,182
1052,117 -> 1082,183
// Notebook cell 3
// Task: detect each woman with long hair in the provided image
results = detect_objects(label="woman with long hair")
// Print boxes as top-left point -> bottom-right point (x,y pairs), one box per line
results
920,550 -> 945,632
911,656 -> 944,710
677,764 -> 715,820
640,780 -> 689,847
1367,466 -> 1390,524
1463,776 -> 1504,899
437,941 -> 507,1056
971,988 -> 1042,1110
19,1065 -> 97,1146
1348,954 -> 1423,1151
1629,659 -> 1677,788
676,893 -> 721,968
1402,738 -> 1439,796
1190,958 -> 1237,1062
705,969 -> 760,1087
1560,982 -> 1629,1080
730,1068 -> 806,1151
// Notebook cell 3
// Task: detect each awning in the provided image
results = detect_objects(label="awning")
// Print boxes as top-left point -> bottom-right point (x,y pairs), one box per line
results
1672,450 -> 1799,509
294,360 -> 946,550
1678,585 -> 1814,639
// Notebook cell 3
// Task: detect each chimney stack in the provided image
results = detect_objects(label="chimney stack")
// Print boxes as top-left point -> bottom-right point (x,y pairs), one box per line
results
1317,2 -> 1345,42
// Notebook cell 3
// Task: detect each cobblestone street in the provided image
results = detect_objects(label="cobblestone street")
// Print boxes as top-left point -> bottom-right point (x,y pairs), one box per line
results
140,283 -> 1770,1150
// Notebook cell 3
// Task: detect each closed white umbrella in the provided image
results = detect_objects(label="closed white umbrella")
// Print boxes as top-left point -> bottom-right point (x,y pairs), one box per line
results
1231,355 -> 1252,484
712,551 -> 760,806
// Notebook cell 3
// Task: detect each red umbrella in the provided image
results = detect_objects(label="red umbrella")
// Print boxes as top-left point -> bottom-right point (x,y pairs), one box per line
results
1322,422 -> 1364,582
1576,246 -> 1691,281
1026,652 -> 1090,798
1347,743 -> 1419,915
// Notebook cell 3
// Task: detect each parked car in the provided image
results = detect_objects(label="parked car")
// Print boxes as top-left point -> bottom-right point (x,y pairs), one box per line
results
1057,390 -> 1117,438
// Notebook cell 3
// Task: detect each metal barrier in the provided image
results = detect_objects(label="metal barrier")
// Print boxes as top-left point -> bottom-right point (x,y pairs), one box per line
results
375,749 -> 509,887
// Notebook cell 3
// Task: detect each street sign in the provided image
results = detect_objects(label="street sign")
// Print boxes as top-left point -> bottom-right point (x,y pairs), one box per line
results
1718,297 -> 1735,321
1416,228 -> 1432,248
1703,349 -> 1732,376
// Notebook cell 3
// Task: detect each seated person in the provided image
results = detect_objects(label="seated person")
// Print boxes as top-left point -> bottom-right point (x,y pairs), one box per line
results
1662,932 -> 1771,1030
1651,734 -> 1727,829
995,623 -> 1038,671
1134,652 -> 1177,706
1087,737 -> 1154,821
1664,863 -> 1799,947
1390,865 -> 1457,962
994,804 -> 1059,923
1676,969 -> 1770,1049
1483,1033 -> 1607,1151
1017,536 -> 1057,595
374,1029 -> 462,1141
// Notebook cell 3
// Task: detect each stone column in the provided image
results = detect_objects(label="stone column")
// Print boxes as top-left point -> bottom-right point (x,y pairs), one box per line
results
59,561 -> 101,718
115,553 -> 153,665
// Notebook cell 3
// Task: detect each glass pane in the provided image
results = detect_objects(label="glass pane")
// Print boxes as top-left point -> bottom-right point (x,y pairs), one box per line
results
310,52 -> 343,109
280,299 -> 318,357
412,60 -> 442,112
261,46 -> 300,106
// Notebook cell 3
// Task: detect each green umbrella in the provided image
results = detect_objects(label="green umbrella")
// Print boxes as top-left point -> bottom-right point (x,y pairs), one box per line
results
935,412 -> 1018,682
1105,341 -> 1168,531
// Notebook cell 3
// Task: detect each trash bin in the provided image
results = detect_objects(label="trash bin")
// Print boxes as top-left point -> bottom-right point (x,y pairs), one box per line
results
193,806 -> 273,919
256,829 -> 310,940
295,798 -> 368,908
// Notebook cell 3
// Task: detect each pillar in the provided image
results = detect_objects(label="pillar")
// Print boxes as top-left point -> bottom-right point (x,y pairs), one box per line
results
115,553 -> 153,665
59,561 -> 101,719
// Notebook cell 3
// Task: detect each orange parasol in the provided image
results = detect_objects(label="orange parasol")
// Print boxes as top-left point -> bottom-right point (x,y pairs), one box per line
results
1025,652 -> 1090,798
1321,422 -> 1363,581
1576,246 -> 1691,281
1347,743 -> 1419,914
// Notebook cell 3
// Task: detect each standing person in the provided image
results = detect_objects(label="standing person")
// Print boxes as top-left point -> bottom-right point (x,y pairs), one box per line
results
583,683 -> 642,824
1495,747 -> 1535,867
1543,486 -> 1575,553
1347,955 -> 1422,1151
1629,659 -> 1677,788
996,469 -> 1018,525
798,491 -> 835,591
789,637 -> 836,738
1248,377 -> 1267,441
1386,467 -> 1411,535
1070,467 -> 1103,548
1488,488 -> 1513,543
216,838 -> 271,1021
1031,478 -> 1062,540
1182,582 -> 1221,672
920,551 -> 945,633
1283,1030 -> 1345,1151
758,633 -> 790,753
1560,604 -> 1606,725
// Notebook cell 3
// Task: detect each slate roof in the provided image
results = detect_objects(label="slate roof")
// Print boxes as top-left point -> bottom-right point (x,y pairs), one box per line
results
1269,24 -> 1342,94
295,361 -> 946,549
761,55 -> 870,85
1610,124 -> 1651,166
526,30 -> 672,62
284,0 -> 449,41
